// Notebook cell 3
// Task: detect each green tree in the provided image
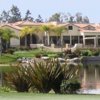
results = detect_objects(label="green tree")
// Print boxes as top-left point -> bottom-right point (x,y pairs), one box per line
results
52,25 -> 67,50
2,28 -> 18,49
0,10 -> 10,23
9,5 -> 22,23
24,10 -> 34,21
83,16 -> 89,23
35,14 -> 43,22
0,28 -> 17,55
49,13 -> 61,23
76,12 -> 83,23
40,25 -> 54,45
20,26 -> 30,47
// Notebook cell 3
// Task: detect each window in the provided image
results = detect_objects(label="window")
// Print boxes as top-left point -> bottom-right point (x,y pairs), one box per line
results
68,26 -> 73,30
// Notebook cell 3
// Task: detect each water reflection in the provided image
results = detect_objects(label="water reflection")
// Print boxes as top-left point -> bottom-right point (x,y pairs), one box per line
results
81,61 -> 100,90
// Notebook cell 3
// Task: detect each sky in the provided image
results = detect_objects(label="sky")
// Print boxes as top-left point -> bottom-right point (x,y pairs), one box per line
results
0,0 -> 100,23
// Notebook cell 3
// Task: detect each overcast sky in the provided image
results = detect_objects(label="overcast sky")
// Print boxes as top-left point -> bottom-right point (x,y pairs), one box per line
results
0,0 -> 99,23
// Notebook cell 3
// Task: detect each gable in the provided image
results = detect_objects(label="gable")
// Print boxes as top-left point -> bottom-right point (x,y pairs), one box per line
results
83,25 -> 96,30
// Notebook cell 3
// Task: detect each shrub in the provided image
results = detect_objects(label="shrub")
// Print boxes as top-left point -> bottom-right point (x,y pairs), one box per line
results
5,59 -> 81,93
28,59 -> 64,93
81,50 -> 92,56
57,52 -> 64,58
0,86 -> 12,92
93,51 -> 100,56
35,54 -> 42,58
5,49 -> 15,54
66,53 -> 78,59
74,49 -> 81,57
5,64 -> 32,92
60,79 -> 81,94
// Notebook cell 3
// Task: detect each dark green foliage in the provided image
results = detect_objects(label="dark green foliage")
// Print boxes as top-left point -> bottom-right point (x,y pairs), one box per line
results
57,52 -> 64,58
74,48 -> 100,57
5,49 -> 15,54
49,13 -> 61,23
5,59 -> 81,93
60,79 -> 81,94
27,59 -> 64,93
35,54 -> 42,58
0,10 -> 10,23
35,15 -> 43,22
67,53 -> 78,59
9,5 -> 22,23
93,51 -> 100,56
81,50 -> 92,56
74,49 -> 81,57
24,10 -> 33,21
5,64 -> 32,92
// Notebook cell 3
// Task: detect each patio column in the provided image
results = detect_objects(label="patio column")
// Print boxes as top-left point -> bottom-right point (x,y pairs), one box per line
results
96,35 -> 98,47
78,36 -> 80,44
70,35 -> 72,46
83,35 -> 85,47
94,37 -> 96,48
47,33 -> 50,46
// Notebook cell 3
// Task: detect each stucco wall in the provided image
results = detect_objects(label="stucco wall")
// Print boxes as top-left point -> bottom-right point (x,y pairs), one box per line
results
62,25 -> 80,36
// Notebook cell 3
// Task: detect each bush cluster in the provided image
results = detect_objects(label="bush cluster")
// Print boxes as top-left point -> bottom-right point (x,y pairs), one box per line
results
5,59 -> 81,93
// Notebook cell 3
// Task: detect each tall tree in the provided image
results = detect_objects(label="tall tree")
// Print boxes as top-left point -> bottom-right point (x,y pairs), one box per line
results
24,10 -> 34,21
67,13 -> 75,23
76,12 -> 83,23
0,10 -> 10,23
49,13 -> 61,23
83,16 -> 89,23
9,5 -> 22,23
35,14 -> 43,22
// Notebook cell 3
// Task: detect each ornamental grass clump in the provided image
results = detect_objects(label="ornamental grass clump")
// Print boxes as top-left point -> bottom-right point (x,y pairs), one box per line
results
5,58 -> 81,93
5,64 -> 32,92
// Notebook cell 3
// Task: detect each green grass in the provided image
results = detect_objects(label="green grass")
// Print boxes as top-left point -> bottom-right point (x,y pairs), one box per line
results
0,93 -> 100,100
0,49 -> 59,64
0,54 -> 18,64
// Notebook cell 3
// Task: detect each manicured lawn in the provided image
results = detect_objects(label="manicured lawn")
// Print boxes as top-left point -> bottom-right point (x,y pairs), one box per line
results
0,54 -> 18,64
0,93 -> 100,100
0,49 -> 58,64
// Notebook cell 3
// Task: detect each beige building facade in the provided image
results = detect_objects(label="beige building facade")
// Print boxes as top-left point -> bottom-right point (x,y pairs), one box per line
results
1,21 -> 100,48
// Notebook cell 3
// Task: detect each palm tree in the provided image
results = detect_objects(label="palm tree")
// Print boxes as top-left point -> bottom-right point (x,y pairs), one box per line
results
52,25 -> 67,50
0,28 -> 18,56
30,26 -> 41,44
20,26 -> 31,47
40,25 -> 54,46
2,28 -> 18,49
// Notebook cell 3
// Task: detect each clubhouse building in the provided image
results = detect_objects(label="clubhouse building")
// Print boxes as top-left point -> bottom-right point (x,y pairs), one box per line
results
1,21 -> 100,48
